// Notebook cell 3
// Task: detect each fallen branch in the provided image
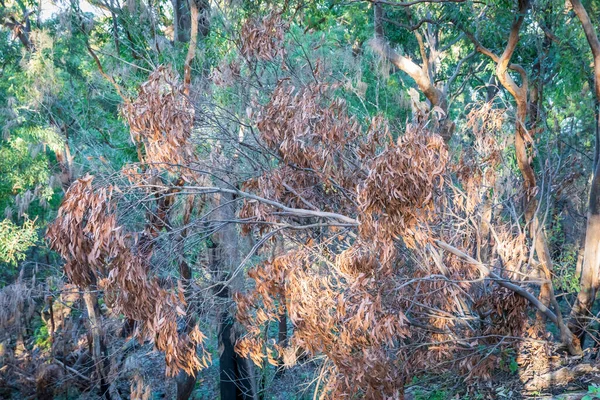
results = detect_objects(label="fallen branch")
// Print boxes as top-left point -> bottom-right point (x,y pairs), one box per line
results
56,357 -> 91,382
524,363 -> 597,392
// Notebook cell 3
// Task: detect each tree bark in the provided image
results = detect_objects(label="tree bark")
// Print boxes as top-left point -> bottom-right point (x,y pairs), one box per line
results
176,197 -> 198,400
568,0 -> 600,343
276,304 -> 288,377
370,4 -> 454,141
172,0 -> 209,43
83,288 -> 112,400
493,0 -> 556,317
209,188 -> 255,400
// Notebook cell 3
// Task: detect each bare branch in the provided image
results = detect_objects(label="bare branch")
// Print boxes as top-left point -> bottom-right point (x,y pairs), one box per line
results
146,184 -> 360,225
381,17 -> 437,32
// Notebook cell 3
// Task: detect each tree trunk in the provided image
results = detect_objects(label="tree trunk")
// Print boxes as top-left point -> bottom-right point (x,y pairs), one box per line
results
172,0 -> 191,42
176,198 -> 199,400
567,0 -> 600,344
276,304 -> 288,377
172,0 -> 209,43
82,288 -> 111,400
209,190 -> 255,400
570,147 -> 600,341
217,295 -> 254,400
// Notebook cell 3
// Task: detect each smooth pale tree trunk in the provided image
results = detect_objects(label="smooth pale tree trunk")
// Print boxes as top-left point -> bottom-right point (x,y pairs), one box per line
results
567,0 -> 600,344
569,120 -> 600,341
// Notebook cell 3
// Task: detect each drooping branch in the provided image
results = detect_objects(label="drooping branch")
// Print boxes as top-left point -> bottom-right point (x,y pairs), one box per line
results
435,239 -> 582,355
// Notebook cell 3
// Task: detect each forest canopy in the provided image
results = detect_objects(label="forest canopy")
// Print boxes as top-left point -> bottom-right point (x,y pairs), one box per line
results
3,0 -> 600,398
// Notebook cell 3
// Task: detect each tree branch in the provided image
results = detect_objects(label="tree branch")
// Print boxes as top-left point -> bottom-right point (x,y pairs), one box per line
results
495,0 -> 530,99
370,37 -> 443,107
145,184 -> 360,225
435,239 -> 582,355
369,0 -> 468,6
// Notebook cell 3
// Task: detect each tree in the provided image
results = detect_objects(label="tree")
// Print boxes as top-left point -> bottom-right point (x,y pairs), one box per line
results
7,0 -> 600,398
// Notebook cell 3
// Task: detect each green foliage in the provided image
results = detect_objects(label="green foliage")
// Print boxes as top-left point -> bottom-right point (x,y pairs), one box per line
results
34,321 -> 51,351
548,213 -> 581,294
583,384 -> 600,400
413,387 -> 447,400
3,0 -> 600,397
0,126 -> 60,209
0,218 -> 37,266
554,244 -> 581,294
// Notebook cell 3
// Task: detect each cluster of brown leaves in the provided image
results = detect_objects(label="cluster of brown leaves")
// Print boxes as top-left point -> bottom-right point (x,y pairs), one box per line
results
47,176 -> 206,376
242,82 -> 396,230
235,57 -> 553,394
236,243 -> 497,396
494,228 -> 528,279
240,11 -> 287,61
46,175 -> 116,287
121,66 -> 196,177
241,81 -> 374,229
239,166 -> 326,232
235,77 -> 500,396
475,287 -> 529,338
358,125 -> 448,247
236,251 -> 410,398
256,81 -> 361,178
470,285 -> 553,381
